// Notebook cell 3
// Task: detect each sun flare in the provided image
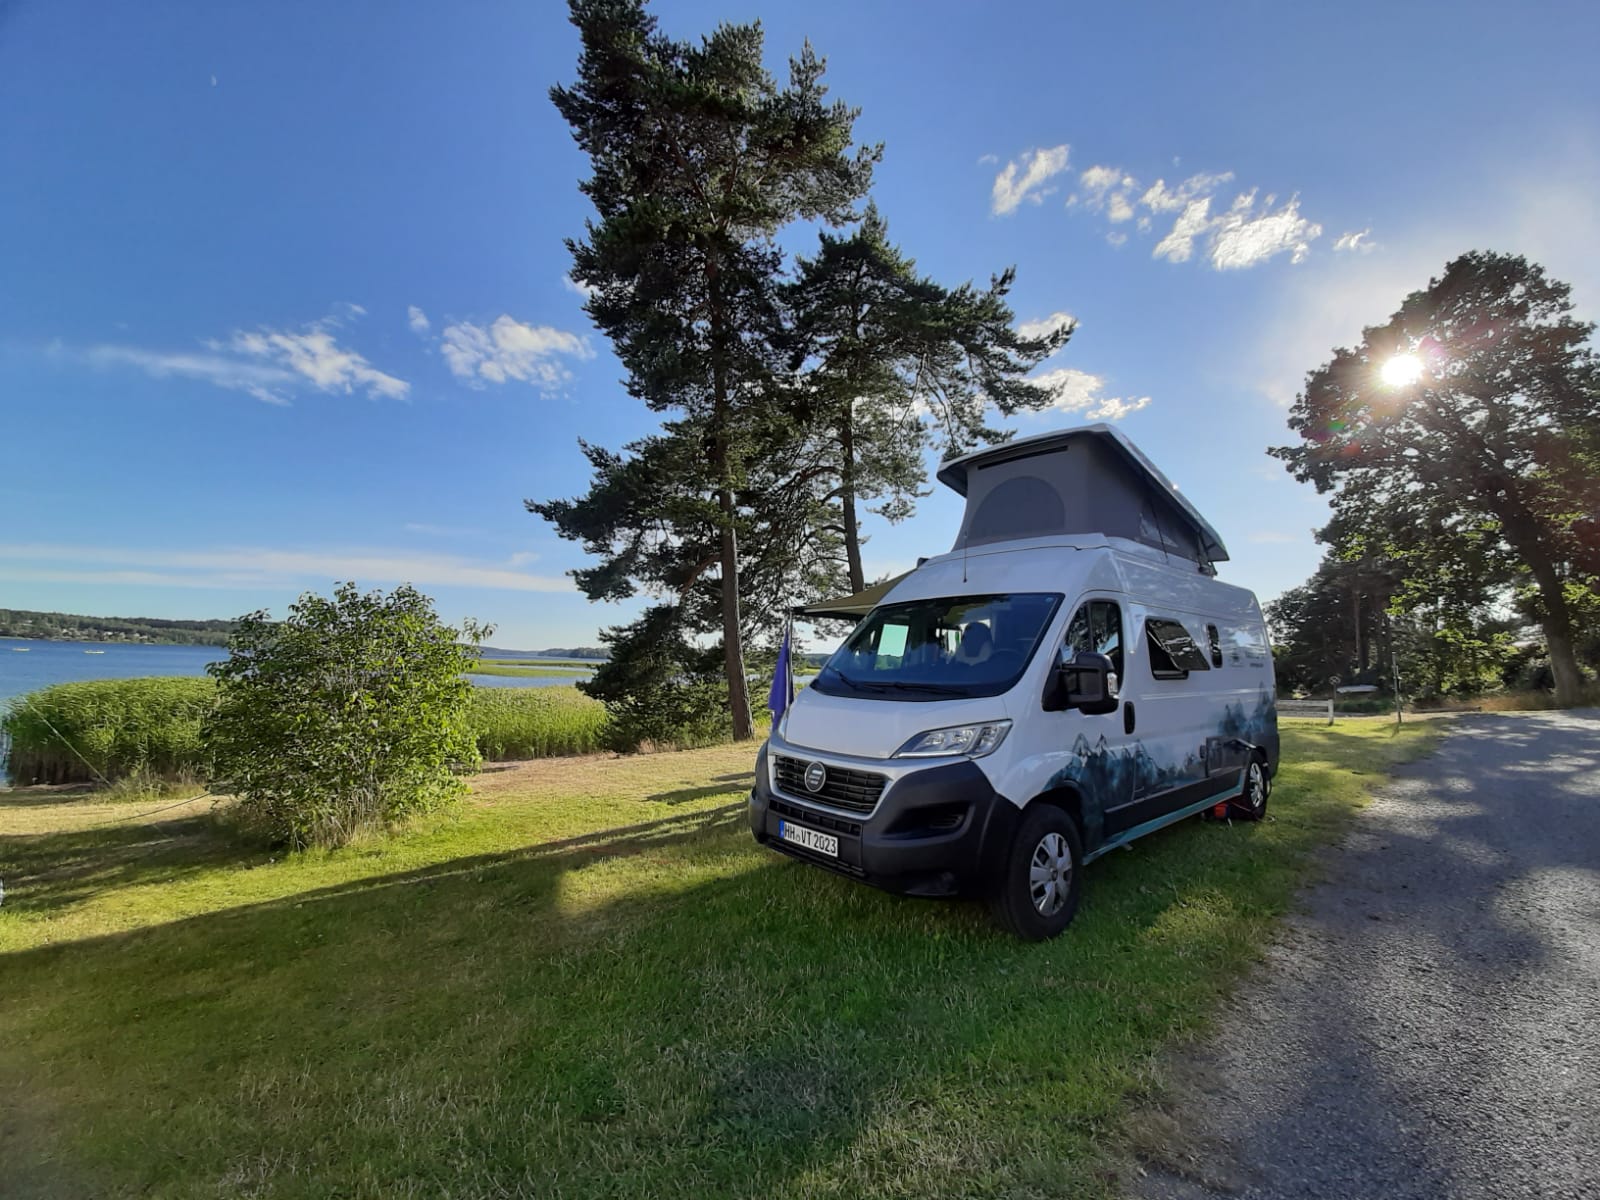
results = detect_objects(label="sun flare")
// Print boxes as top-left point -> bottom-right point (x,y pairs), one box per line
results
1380,353 -> 1424,388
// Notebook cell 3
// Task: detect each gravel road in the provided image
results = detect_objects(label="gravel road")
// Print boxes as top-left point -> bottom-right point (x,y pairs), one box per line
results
1137,710 -> 1600,1200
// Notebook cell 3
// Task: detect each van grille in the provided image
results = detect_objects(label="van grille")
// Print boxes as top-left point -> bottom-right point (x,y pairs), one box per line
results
769,797 -> 862,837
772,755 -> 887,814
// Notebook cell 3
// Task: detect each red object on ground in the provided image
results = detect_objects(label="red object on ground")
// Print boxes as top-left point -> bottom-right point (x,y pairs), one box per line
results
1212,802 -> 1229,819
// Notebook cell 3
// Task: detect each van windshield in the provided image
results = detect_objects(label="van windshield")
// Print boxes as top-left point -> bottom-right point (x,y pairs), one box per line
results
813,593 -> 1062,701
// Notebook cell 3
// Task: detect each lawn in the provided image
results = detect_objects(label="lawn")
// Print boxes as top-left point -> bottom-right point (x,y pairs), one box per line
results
0,720 -> 1438,1199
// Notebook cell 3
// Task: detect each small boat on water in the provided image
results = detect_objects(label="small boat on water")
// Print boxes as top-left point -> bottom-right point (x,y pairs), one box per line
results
84,649 -> 106,655
9,647 -> 29,652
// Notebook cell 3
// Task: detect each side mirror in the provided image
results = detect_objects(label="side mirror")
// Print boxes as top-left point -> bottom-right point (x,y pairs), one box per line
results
1058,649 -> 1119,715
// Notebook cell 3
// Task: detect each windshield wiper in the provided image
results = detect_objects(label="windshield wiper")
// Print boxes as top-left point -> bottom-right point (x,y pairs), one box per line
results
880,681 -> 966,695
825,665 -> 892,693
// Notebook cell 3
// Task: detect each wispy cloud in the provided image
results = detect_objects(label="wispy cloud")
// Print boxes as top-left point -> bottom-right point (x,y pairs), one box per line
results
991,145 -> 1070,215
1028,367 -> 1151,422
439,315 -> 593,393
224,327 -> 409,400
0,543 -> 572,593
86,308 -> 409,406
1152,198 -> 1215,264
1016,311 -> 1077,345
1208,192 -> 1322,269
407,305 -> 431,333
85,345 -> 297,406
1333,228 -> 1375,253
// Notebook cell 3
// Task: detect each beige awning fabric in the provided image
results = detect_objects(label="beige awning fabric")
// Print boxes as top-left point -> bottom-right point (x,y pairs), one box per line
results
794,572 -> 912,623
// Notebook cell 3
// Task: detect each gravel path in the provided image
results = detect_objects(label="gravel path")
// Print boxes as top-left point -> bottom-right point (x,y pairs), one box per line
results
1137,710 -> 1600,1200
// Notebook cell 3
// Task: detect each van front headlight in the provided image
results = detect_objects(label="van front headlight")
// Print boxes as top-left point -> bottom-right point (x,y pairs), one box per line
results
893,720 -> 1012,759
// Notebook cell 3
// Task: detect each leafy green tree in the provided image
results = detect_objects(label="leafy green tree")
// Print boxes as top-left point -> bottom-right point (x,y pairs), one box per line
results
1273,252 -> 1600,705
205,583 -> 487,849
542,0 -> 876,741
784,207 -> 1074,593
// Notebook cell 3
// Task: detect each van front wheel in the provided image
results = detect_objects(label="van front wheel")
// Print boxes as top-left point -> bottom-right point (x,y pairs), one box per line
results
989,805 -> 1083,940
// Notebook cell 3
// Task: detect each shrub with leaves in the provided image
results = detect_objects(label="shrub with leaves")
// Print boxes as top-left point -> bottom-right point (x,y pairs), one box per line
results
205,583 -> 487,848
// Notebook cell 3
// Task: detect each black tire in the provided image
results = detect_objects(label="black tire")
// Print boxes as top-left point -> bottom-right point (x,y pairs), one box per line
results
1231,757 -> 1270,821
988,804 -> 1083,941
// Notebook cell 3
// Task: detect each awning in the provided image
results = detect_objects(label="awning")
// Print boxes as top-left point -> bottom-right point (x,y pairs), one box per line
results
794,572 -> 911,623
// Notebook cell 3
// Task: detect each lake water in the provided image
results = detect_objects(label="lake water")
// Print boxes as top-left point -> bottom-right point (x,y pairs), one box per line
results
0,638 -> 592,705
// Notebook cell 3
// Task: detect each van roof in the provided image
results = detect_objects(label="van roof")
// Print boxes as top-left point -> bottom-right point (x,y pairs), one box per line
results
936,423 -> 1229,564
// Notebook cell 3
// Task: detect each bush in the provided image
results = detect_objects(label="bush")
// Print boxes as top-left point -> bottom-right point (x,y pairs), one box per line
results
469,687 -> 611,759
2,677 -> 215,785
206,583 -> 485,849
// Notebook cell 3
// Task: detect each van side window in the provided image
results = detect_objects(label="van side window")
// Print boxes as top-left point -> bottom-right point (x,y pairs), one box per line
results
1146,617 -> 1211,680
1206,623 -> 1223,668
1063,600 -> 1123,678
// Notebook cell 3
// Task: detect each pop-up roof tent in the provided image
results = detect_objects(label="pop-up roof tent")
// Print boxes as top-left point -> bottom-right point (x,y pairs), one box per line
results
936,423 -> 1228,570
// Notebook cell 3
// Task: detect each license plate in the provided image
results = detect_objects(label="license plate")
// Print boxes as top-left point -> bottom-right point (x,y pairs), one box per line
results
779,819 -> 838,858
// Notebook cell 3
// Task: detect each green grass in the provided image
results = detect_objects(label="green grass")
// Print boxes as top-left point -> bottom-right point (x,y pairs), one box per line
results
0,720 -> 1440,1199
1,677 -> 215,785
468,684 -> 611,759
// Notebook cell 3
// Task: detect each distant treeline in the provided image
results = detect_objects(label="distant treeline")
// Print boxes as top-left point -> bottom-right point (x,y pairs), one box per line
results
479,645 -> 609,660
0,608 -> 237,646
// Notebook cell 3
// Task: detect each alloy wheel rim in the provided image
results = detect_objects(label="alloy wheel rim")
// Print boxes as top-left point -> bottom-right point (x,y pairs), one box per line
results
1028,831 -> 1072,916
1248,764 -> 1266,809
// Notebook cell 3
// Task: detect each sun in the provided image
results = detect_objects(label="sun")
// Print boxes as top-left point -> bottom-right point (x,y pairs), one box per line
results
1380,353 -> 1424,388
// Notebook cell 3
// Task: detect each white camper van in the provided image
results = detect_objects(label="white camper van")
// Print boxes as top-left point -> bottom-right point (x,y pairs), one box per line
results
749,424 -> 1278,940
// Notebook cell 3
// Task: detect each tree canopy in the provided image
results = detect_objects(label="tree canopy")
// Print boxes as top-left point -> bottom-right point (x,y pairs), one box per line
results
1273,251 -> 1600,705
784,206 -> 1073,592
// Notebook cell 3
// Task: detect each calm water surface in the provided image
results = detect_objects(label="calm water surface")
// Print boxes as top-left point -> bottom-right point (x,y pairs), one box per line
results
0,638 -> 591,705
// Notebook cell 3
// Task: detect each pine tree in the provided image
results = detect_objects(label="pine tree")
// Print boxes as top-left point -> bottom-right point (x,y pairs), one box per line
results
785,207 -> 1073,593
539,0 -> 876,739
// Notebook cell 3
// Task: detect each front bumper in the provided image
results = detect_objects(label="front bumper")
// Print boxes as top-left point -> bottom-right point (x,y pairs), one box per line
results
748,742 -> 1018,897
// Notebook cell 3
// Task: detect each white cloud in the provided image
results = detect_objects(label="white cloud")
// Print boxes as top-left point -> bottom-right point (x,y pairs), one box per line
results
1208,191 -> 1323,269
1075,164 -> 1140,223
86,345 -> 296,406
1333,228 -> 1375,253
561,274 -> 597,300
976,153 -> 999,166
1152,198 -> 1214,263
0,543 -> 573,593
991,145 -> 1070,215
1139,171 -> 1234,213
228,327 -> 409,399
1016,311 -> 1077,343
407,305 -> 431,333
439,315 -> 593,392
1106,230 -> 1128,247
1029,367 -> 1152,422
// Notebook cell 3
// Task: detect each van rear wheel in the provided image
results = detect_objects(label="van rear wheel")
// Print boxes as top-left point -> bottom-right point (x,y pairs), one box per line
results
989,805 -> 1083,940
1232,758 -> 1269,821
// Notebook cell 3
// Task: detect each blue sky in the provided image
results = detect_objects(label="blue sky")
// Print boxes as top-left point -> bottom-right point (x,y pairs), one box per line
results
4,0 -> 1599,649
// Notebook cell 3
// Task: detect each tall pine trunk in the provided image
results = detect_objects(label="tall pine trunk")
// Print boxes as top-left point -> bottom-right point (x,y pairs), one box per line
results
840,412 -> 865,594
708,255 -> 753,741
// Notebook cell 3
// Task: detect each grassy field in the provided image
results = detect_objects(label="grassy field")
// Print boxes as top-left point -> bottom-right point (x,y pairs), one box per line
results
0,719 -> 1439,1199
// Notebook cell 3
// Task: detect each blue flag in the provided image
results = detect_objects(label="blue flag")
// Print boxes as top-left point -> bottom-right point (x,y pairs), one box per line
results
768,622 -> 793,719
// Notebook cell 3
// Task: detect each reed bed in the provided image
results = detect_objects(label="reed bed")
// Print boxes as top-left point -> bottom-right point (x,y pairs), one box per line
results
467,685 -> 611,760
2,677 -> 216,785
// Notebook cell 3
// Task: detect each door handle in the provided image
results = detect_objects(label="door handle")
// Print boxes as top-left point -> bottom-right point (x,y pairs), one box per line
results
1123,702 -> 1136,735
